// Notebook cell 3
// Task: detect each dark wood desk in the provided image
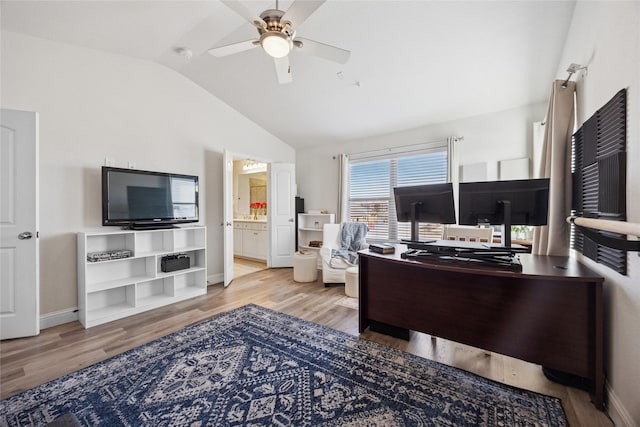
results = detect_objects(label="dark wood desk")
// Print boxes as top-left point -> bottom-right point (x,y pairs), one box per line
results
358,245 -> 604,409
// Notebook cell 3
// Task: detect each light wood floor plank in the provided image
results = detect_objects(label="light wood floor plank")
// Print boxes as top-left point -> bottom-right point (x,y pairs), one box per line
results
232,257 -> 267,279
0,267 -> 613,426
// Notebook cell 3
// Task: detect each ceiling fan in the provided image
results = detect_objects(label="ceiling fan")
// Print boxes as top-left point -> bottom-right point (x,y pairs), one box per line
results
208,0 -> 350,84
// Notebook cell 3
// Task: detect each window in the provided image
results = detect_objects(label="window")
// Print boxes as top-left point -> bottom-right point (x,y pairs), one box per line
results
348,146 -> 450,242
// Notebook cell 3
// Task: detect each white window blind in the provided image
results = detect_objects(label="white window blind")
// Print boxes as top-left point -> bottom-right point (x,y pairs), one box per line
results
348,145 -> 449,242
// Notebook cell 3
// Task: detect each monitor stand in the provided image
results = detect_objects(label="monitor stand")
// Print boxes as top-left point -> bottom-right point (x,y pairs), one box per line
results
401,201 -> 438,245
410,201 -> 421,242
401,240 -> 527,271
499,199 -> 512,247
401,247 -> 523,271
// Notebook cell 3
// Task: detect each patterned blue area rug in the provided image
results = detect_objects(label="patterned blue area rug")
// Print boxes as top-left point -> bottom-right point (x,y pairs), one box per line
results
1,304 -> 566,426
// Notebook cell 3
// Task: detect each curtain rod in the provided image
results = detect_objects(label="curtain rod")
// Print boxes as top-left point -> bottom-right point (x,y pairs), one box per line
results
345,137 -> 463,159
561,63 -> 587,88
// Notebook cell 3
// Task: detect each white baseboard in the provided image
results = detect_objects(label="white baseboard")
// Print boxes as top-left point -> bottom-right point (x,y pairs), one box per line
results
40,307 -> 79,329
606,380 -> 637,427
207,273 -> 223,286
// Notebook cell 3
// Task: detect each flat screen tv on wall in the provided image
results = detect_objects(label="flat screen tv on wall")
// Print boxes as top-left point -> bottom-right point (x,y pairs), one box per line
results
102,166 -> 199,229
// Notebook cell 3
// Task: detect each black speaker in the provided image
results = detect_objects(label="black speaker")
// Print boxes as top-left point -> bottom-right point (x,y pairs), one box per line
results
295,196 -> 305,249
161,254 -> 190,272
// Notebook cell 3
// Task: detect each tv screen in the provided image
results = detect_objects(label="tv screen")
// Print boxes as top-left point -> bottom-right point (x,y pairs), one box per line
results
102,167 -> 199,229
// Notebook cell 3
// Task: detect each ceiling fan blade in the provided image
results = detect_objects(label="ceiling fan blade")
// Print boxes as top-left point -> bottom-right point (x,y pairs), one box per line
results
294,38 -> 350,64
221,0 -> 266,28
208,39 -> 259,57
281,0 -> 325,27
274,56 -> 293,84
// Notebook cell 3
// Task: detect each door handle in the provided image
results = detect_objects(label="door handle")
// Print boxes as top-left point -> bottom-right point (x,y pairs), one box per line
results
226,222 -> 232,226
18,231 -> 33,240
288,218 -> 294,222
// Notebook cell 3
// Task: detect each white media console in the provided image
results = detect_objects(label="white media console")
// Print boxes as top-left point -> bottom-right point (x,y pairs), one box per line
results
77,226 -> 207,328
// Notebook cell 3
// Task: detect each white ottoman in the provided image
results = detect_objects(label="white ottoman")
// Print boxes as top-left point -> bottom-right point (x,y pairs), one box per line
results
293,251 -> 318,282
345,266 -> 359,298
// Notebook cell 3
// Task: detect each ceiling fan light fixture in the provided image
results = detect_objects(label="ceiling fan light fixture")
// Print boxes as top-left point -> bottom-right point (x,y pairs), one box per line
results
260,31 -> 291,58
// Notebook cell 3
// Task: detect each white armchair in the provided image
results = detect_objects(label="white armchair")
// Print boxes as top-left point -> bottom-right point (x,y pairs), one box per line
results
320,224 -> 344,285
320,223 -> 368,286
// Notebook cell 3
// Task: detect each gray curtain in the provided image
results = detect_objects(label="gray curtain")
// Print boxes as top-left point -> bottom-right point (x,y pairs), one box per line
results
532,80 -> 576,256
337,153 -> 349,223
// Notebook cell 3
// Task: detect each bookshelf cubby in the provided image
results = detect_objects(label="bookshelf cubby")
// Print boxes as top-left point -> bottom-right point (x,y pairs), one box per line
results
77,226 -> 206,328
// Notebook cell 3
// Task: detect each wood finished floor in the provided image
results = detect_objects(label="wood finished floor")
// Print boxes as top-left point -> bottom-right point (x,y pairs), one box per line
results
1,267 -> 612,426
233,256 -> 267,279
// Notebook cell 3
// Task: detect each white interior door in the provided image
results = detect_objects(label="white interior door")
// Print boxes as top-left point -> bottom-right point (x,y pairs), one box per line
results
1,109 -> 40,339
222,149 -> 234,287
268,163 -> 296,268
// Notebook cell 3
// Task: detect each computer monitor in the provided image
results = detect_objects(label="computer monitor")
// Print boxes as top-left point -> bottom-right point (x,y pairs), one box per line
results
458,178 -> 550,247
393,183 -> 456,242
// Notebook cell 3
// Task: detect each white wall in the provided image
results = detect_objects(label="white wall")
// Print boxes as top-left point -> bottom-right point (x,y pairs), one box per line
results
296,102 -> 546,213
556,2 -> 640,425
1,31 -> 295,316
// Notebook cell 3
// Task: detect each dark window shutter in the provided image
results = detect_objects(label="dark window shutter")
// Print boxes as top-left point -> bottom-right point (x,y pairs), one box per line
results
571,88 -> 627,274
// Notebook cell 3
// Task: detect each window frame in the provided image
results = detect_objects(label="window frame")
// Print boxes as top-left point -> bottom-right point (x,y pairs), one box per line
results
346,141 -> 452,243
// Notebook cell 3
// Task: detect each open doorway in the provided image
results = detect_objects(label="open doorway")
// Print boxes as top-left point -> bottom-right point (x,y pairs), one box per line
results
231,158 -> 268,280
223,151 -> 296,286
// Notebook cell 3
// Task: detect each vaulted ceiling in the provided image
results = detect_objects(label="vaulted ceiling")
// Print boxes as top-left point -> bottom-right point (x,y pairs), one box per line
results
1,1 -> 576,148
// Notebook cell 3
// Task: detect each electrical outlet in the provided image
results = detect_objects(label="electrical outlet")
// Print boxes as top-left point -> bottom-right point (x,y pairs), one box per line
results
104,157 -> 115,166
128,161 -> 136,169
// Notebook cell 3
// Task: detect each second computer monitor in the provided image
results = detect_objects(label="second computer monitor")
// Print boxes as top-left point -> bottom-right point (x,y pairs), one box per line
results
458,178 -> 550,246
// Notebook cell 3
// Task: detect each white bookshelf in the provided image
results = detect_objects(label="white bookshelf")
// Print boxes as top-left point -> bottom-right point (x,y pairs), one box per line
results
77,226 -> 207,328
297,213 -> 335,267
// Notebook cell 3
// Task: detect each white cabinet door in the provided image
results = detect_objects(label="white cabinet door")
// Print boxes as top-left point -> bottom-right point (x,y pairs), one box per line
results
242,230 -> 259,259
233,229 -> 243,256
256,230 -> 267,259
